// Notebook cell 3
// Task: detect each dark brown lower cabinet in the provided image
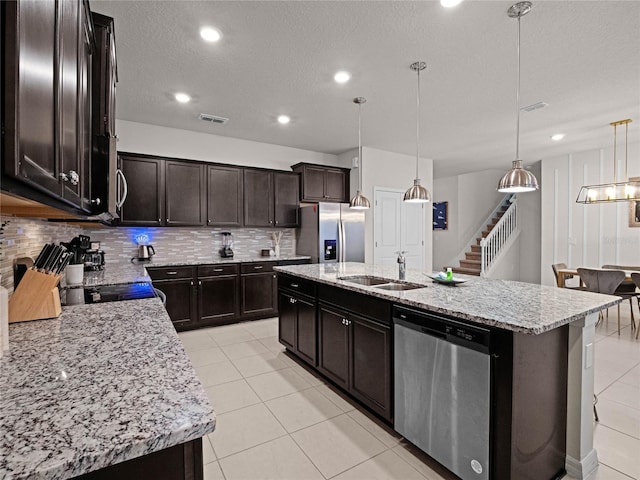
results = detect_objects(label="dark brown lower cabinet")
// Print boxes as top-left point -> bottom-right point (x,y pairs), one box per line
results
316,303 -> 392,420
156,278 -> 198,329
278,290 -> 316,366
350,313 -> 392,420
241,272 -> 277,317
199,274 -> 239,325
318,304 -> 350,391
73,438 -> 203,480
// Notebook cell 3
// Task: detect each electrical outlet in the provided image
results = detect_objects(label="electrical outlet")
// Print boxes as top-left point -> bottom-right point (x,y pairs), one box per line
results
17,228 -> 23,235
7,239 -> 15,246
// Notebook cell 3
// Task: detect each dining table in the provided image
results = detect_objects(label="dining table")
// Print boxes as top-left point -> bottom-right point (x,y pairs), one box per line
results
556,268 -> 638,288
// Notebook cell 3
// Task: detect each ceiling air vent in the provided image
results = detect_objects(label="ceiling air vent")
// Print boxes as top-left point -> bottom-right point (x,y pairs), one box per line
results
520,102 -> 548,113
199,113 -> 229,125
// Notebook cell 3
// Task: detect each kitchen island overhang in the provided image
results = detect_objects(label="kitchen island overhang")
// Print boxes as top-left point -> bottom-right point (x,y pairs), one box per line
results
274,262 -> 620,480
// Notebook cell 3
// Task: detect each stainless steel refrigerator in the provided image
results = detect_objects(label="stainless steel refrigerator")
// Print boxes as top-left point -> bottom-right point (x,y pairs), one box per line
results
297,203 -> 365,263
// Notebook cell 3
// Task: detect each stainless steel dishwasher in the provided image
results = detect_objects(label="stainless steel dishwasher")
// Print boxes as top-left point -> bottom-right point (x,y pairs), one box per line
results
394,306 -> 492,480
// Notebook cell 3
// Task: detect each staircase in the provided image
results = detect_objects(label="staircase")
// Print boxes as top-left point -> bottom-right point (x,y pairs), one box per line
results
452,205 -> 511,276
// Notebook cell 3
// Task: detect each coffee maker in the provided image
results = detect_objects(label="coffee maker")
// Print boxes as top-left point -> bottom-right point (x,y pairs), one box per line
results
84,241 -> 105,271
219,232 -> 234,258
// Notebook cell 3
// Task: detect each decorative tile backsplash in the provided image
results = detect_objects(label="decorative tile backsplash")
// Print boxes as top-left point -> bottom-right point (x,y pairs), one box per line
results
0,214 -> 295,292
0,216 -> 82,292
83,226 -> 296,265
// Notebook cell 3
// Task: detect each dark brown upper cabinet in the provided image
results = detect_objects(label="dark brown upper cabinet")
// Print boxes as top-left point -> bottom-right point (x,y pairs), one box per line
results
118,154 -> 165,226
2,0 -> 94,212
243,169 -> 273,227
207,165 -> 244,227
91,12 -> 117,138
273,172 -> 300,227
244,169 -> 300,227
291,163 -> 350,203
165,161 -> 206,226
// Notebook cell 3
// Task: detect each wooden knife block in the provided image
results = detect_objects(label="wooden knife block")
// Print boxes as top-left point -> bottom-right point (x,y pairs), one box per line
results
9,269 -> 62,323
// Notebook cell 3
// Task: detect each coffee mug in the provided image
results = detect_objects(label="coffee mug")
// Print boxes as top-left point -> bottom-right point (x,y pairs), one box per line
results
65,264 -> 84,286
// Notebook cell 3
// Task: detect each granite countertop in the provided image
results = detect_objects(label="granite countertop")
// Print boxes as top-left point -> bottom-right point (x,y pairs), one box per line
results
81,255 -> 311,287
274,262 -> 621,335
0,298 -> 215,480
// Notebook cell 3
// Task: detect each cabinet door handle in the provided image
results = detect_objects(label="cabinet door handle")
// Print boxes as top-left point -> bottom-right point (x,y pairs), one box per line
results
198,280 -> 202,286
254,266 -> 263,270
166,218 -> 169,222
269,220 -> 273,224
290,283 -> 299,288
190,281 -> 194,286
166,271 -> 178,275
275,221 -> 279,224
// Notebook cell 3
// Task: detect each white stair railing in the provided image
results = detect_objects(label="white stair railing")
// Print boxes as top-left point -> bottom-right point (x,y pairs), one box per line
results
480,197 -> 518,276
445,194 -> 514,271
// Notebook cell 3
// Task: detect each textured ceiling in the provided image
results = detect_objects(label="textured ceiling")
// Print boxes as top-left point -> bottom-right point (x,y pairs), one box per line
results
92,0 -> 640,178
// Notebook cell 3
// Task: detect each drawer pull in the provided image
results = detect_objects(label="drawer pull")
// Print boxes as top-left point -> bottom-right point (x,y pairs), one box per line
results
166,271 -> 178,275
254,266 -> 263,270
290,283 -> 299,288
213,268 -> 224,272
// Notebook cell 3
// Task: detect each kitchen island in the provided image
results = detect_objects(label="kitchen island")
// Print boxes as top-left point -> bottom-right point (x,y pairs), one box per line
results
0,297 -> 215,480
274,262 -> 620,480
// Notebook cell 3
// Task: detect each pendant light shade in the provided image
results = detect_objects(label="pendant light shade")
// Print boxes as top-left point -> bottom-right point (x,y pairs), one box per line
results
497,1 -> 539,193
497,160 -> 539,193
404,62 -> 431,203
350,97 -> 370,210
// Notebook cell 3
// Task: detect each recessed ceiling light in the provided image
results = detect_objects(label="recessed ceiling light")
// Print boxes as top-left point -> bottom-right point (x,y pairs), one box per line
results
277,115 -> 291,125
175,93 -> 191,103
334,71 -> 351,84
551,133 -> 565,141
440,0 -> 463,7
200,27 -> 222,43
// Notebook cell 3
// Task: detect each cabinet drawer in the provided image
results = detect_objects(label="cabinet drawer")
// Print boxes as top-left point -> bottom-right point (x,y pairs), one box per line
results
278,274 -> 316,298
318,284 -> 391,325
198,264 -> 239,277
241,262 -> 276,274
147,266 -> 194,281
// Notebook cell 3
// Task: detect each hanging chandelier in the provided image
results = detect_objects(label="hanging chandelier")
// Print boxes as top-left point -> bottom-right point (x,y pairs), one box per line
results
403,61 -> 431,203
349,97 -> 371,210
576,119 -> 640,204
497,1 -> 540,193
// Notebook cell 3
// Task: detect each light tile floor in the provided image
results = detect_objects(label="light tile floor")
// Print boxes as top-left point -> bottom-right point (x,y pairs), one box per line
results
179,308 -> 640,480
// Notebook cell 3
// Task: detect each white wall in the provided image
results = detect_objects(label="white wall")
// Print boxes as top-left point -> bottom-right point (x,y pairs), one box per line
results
540,141 -> 640,286
116,120 -> 339,170
486,231 -> 522,281
353,147 -> 433,272
517,162 -> 542,284
432,169 -> 505,270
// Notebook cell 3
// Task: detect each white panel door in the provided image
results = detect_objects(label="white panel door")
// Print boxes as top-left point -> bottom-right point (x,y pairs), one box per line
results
374,189 -> 402,267
374,188 -> 425,270
402,202 -> 425,271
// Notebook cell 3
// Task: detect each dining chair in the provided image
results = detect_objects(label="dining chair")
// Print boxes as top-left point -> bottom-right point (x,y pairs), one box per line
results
552,263 -> 582,289
577,268 -> 626,334
631,273 -> 640,340
601,265 -> 638,334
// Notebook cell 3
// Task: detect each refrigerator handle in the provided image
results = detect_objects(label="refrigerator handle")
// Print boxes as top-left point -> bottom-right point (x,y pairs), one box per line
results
339,220 -> 345,262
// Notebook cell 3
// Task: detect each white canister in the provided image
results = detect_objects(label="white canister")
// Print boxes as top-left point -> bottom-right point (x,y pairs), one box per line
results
65,264 -> 84,286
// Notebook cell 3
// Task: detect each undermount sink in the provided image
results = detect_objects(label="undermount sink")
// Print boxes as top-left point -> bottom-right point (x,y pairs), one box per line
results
375,282 -> 425,291
338,276 -> 392,286
339,276 -> 426,291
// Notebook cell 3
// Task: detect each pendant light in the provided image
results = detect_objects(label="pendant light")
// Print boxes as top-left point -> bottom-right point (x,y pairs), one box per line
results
350,97 -> 371,210
576,119 -> 640,203
497,1 -> 540,193
403,62 -> 431,203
